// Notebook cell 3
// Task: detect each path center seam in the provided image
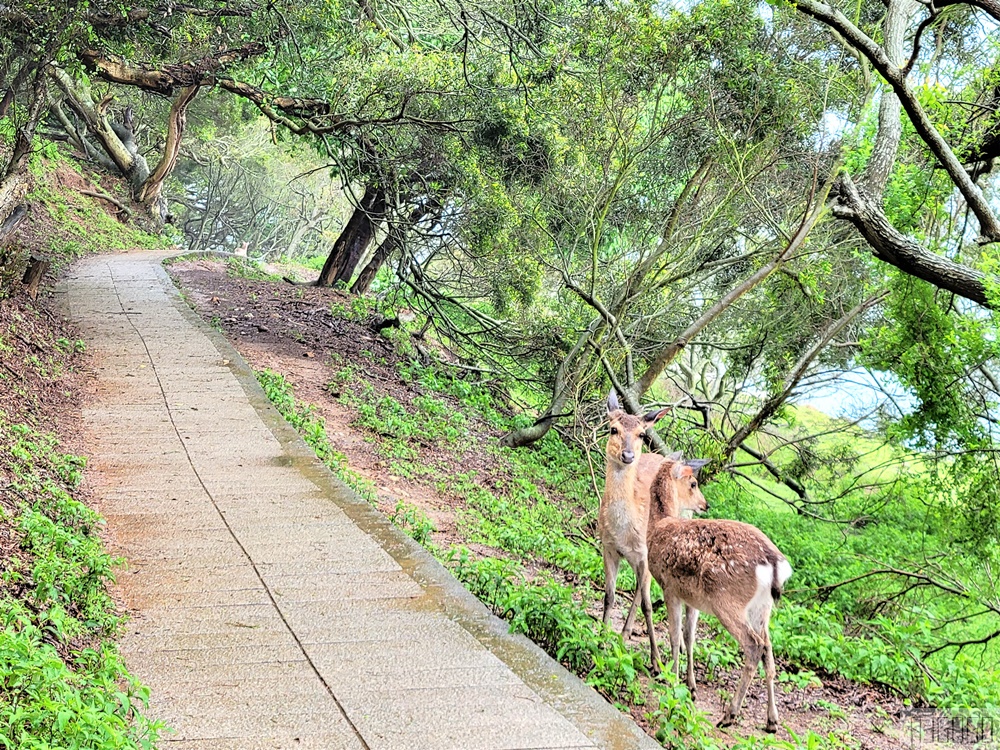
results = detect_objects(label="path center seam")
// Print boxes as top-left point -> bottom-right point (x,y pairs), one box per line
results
104,260 -> 371,749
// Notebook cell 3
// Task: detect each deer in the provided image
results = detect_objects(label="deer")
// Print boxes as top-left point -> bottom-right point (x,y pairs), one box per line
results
646,458 -> 793,733
600,391 -> 706,671
618,448 -> 705,638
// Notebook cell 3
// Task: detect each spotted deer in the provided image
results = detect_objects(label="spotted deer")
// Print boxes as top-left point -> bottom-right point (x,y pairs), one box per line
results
600,392 -> 704,670
647,459 -> 793,733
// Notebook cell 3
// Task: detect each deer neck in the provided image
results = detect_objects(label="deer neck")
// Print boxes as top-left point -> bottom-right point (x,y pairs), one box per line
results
603,461 -> 642,517
649,469 -> 681,524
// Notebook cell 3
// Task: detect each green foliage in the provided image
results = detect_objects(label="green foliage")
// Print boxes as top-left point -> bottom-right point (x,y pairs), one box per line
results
255,369 -> 378,502
225,257 -> 280,282
18,153 -> 168,280
388,501 -> 436,546
339,383 -> 468,452
447,550 -> 643,701
861,274 -> 999,450
0,418 -> 162,749
397,361 -> 507,428
645,681 -> 716,750
329,295 -> 377,323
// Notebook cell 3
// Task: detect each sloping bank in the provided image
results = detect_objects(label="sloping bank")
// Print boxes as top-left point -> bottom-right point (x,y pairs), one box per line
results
0,298 -> 163,749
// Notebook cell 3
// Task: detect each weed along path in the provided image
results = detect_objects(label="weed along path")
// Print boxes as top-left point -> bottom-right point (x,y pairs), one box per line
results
58,251 -> 657,750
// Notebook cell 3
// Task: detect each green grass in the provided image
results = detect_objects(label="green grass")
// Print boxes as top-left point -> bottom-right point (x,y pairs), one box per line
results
255,369 -> 377,502
25,155 -> 167,267
225,257 -> 281,282
0,418 -> 162,750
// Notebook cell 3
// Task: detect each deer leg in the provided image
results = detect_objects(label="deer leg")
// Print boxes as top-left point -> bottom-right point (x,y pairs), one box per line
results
637,560 -> 661,674
718,633 -> 764,729
684,605 -> 700,695
622,588 -> 640,638
602,548 -> 622,626
665,592 -> 683,681
763,628 -> 778,733
623,549 -> 646,638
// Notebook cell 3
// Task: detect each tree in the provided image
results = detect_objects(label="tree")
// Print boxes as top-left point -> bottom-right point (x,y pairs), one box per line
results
794,0 -> 1000,307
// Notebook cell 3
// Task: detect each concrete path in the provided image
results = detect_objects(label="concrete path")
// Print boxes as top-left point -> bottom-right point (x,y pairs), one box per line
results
59,254 -> 658,750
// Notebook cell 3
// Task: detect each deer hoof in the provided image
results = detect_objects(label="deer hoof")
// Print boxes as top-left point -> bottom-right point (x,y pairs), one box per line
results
716,716 -> 735,729
765,721 -> 778,734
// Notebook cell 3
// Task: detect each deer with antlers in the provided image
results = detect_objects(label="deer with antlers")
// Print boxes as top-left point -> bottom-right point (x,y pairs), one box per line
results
646,458 -> 793,733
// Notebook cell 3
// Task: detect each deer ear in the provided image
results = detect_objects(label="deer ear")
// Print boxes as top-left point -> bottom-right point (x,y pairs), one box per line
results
671,461 -> 689,479
666,451 -> 683,462
643,407 -> 670,424
685,459 -> 710,474
607,390 -> 620,413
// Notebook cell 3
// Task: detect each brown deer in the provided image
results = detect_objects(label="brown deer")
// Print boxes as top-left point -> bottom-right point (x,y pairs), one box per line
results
600,392 -> 704,670
618,449 -> 704,637
647,459 -> 793,733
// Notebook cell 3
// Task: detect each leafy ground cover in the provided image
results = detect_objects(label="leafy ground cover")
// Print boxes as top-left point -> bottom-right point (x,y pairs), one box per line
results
0,149 -> 166,749
165,258 -> 960,749
0,300 -> 162,750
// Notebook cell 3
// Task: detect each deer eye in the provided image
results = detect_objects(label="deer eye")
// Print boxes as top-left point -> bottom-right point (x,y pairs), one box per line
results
610,427 -> 618,435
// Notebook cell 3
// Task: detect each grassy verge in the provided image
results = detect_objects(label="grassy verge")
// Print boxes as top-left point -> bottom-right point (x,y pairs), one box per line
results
0,142 -> 169,748
0,417 -> 162,750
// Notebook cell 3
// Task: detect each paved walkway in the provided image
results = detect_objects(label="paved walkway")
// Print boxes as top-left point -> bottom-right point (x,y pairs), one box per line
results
59,254 -> 657,750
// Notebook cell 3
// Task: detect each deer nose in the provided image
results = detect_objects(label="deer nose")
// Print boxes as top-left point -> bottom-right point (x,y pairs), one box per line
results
621,450 -> 634,464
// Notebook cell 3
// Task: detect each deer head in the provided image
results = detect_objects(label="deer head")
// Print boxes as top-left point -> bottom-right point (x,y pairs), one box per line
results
650,457 -> 709,520
606,391 -> 669,467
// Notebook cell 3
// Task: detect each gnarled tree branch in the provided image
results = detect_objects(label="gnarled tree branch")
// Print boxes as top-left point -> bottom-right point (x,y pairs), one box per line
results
794,0 -> 1000,241
833,174 -> 995,308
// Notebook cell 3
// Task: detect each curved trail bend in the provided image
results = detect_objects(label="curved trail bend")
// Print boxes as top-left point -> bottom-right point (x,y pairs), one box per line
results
59,253 -> 657,750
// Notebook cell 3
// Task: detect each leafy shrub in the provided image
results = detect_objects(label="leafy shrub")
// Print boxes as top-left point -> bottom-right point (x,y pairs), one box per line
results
389,501 -> 436,546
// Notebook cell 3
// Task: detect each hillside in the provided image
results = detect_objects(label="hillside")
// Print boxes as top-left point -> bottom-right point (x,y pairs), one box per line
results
167,256 -> 930,749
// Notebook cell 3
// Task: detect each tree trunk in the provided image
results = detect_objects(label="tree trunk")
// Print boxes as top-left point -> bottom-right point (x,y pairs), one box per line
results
351,203 -> 431,294
351,222 -> 402,294
21,256 -> 50,300
316,184 -> 386,287
0,204 -> 28,243
860,0 -> 919,199
0,66 -> 47,227
136,84 -> 199,221
50,65 -> 156,229
50,67 -> 140,182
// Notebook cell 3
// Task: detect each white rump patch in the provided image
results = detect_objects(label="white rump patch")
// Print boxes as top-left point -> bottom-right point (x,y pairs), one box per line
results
776,558 -> 793,587
744,564 -> 774,635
